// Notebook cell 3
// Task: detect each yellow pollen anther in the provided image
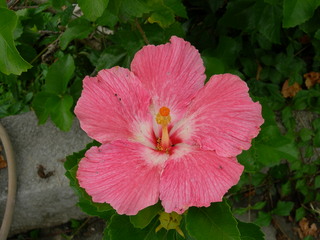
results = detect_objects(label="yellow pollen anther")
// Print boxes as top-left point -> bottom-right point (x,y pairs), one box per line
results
156,107 -> 171,126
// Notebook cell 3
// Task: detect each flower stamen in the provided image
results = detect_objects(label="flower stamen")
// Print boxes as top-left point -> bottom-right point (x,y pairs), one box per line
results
156,107 -> 171,150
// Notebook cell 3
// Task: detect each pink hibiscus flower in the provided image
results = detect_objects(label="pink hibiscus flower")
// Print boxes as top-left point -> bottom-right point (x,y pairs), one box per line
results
75,36 -> 264,215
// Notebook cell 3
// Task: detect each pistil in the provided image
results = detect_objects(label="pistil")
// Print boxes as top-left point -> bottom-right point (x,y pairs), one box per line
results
156,106 -> 171,150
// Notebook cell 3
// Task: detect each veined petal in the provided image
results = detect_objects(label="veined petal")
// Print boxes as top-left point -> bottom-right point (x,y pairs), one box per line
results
171,74 -> 264,157
131,36 -> 206,122
75,67 -> 154,146
77,140 -> 168,215
159,144 -> 244,214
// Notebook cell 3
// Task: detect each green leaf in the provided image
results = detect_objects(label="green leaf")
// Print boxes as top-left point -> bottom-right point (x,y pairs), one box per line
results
313,131 -> 320,147
186,201 -> 241,240
164,0 -> 187,18
314,29 -> 320,40
130,202 -> 162,229
296,179 -> 308,196
0,8 -> 32,75
64,141 -> 114,219
0,0 -> 6,8
283,0 -> 320,28
148,4 -> 175,28
281,181 -> 292,196
32,91 -> 57,124
94,47 -> 127,72
273,201 -> 294,216
218,0 -> 259,32
60,17 -> 94,50
313,118 -> 320,130
233,207 -> 248,215
299,128 -> 314,142
201,54 -> 225,78
237,221 -> 264,240
78,0 -> 109,21
295,207 -> 306,221
251,201 -> 267,210
255,125 -> 299,166
314,175 -> 320,189
258,4 -> 282,43
108,215 -> 171,240
254,211 -> 272,227
45,54 -> 75,94
48,94 -> 74,131
96,8 -> 119,28
108,215 -> 142,240
118,0 -> 150,19
212,36 -> 241,67
303,236 -> 315,240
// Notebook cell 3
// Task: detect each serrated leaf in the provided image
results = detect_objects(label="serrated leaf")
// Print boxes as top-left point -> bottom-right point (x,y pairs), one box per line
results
45,54 -> 75,94
273,201 -> 294,216
130,202 -> 162,229
0,8 -> 32,75
254,211 -> 272,227
48,94 -> 74,131
281,181 -> 292,196
233,207 -> 248,215
186,201 -> 241,240
251,201 -> 266,210
295,207 -> 306,221
60,17 -> 94,50
237,220 -> 264,240
299,128 -> 314,142
283,0 -> 320,28
78,0 -> 109,21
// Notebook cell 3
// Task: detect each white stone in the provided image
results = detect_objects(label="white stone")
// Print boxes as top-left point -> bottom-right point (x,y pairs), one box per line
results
0,112 -> 91,235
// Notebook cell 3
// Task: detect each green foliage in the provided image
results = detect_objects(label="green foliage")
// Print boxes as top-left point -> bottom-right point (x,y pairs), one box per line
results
2,0 -> 320,238
0,8 -> 32,75
59,17 -> 94,50
64,141 -> 114,219
78,0 -> 109,21
130,202 -> 162,229
237,221 -> 264,240
186,201 -> 241,240
282,0 -> 320,28
32,54 -> 75,131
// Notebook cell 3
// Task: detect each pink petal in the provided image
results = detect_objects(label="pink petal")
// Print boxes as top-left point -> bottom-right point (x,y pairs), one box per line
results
159,144 -> 244,214
171,74 -> 264,157
77,140 -> 168,215
75,67 -> 154,146
131,36 -> 206,121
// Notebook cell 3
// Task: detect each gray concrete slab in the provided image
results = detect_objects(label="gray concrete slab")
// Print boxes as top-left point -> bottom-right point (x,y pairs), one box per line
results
0,112 -> 91,235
